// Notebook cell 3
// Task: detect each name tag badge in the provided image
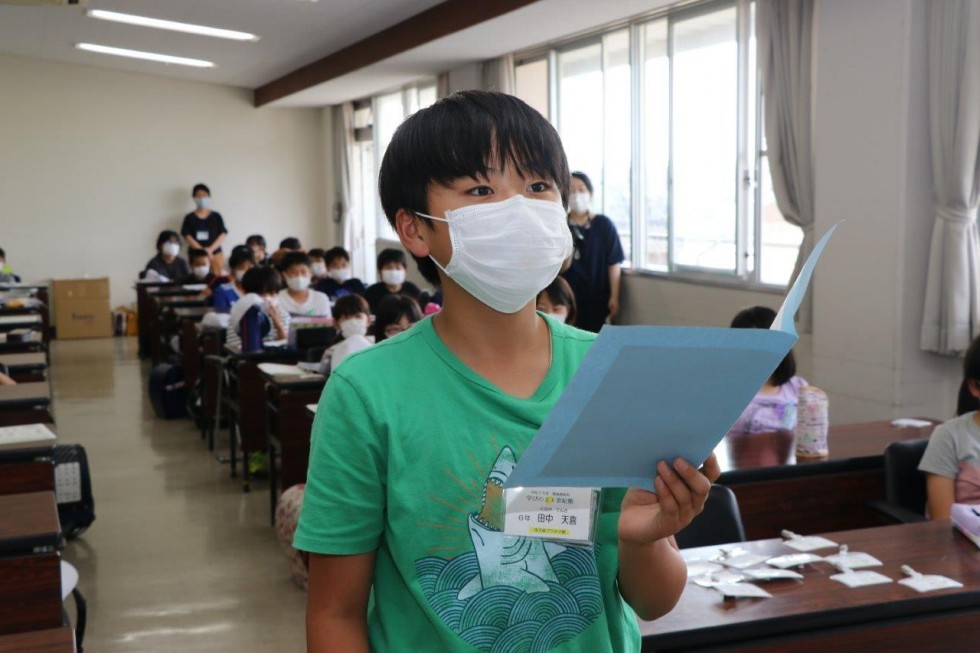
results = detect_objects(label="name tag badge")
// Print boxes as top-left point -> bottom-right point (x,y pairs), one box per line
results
503,486 -> 600,545
196,230 -> 209,241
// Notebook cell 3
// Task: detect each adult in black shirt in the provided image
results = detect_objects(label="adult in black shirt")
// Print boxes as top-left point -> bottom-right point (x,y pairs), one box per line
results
181,183 -> 228,276
143,230 -> 190,281
363,248 -> 421,313
561,171 -> 625,333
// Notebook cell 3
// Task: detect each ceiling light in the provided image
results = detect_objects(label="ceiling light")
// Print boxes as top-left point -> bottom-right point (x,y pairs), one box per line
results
76,43 -> 215,68
87,9 -> 258,42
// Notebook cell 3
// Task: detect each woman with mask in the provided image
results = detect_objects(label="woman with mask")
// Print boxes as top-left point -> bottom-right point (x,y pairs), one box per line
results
561,171 -> 625,332
180,183 -> 228,276
144,230 -> 190,281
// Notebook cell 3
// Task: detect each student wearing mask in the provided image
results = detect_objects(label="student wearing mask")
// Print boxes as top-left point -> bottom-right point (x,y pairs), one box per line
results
561,171 -> 625,333
181,183 -> 228,275
144,230 -> 190,281
314,246 -> 367,300
536,276 -> 578,326
308,249 -> 329,283
213,245 -> 255,312
373,294 -> 422,343
269,237 -> 304,269
278,252 -> 332,318
246,234 -> 268,265
296,91 -> 717,652
363,248 -> 421,312
178,249 -> 215,285
226,266 -> 290,352
318,294 -> 372,374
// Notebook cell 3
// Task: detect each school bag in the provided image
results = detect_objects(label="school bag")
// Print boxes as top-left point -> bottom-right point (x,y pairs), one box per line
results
149,363 -> 187,419
54,444 -> 96,539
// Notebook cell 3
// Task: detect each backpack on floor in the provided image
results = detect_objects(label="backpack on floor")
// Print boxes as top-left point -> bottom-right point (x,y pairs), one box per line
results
149,363 -> 187,419
54,444 -> 96,540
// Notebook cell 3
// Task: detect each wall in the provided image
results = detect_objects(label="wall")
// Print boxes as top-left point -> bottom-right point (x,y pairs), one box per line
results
0,54 -> 329,309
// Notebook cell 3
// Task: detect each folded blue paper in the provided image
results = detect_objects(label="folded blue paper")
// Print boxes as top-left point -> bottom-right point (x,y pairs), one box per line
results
504,223 -> 840,490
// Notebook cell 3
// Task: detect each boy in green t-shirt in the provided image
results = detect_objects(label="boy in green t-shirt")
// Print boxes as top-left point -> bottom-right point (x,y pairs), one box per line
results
294,91 -> 720,652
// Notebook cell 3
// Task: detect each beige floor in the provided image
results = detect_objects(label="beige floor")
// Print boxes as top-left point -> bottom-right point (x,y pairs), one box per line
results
53,337 -> 306,652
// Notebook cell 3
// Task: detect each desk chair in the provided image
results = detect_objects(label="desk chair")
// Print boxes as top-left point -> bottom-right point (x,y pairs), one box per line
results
867,438 -> 929,524
675,485 -> 747,549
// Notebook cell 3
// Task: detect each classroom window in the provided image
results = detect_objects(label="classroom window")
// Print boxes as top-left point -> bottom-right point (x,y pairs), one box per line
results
513,0 -> 800,287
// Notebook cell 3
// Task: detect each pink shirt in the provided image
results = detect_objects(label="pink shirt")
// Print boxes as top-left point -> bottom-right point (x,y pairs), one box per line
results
728,376 -> 808,435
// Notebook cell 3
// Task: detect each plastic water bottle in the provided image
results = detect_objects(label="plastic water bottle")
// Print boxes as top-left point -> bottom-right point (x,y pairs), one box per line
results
795,386 -> 829,458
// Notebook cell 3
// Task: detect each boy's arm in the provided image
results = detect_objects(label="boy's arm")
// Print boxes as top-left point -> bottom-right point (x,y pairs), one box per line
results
307,552 -> 375,653
925,473 -> 955,519
607,263 -> 622,322
617,455 -> 720,621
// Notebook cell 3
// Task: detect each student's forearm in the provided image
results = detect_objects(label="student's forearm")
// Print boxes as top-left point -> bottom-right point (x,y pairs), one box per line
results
618,536 -> 687,621
270,314 -> 288,340
210,233 -> 227,252
609,264 -> 622,302
307,616 -> 369,653
185,236 -> 202,249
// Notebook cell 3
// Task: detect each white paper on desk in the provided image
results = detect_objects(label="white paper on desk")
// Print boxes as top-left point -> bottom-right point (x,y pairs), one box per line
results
258,363 -> 320,379
830,570 -> 892,588
0,314 -> 41,325
898,574 -> 963,592
505,223 -> 841,490
0,423 -> 56,446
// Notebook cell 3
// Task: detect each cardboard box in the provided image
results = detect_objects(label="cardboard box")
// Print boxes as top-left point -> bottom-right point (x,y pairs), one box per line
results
52,278 -> 112,339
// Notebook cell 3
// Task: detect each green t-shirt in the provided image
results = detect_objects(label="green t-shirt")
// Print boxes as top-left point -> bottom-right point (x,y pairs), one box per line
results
294,314 -> 640,653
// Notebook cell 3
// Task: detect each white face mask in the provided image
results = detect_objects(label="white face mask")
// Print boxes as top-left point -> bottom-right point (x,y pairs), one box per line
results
330,266 -> 353,283
548,311 -> 568,324
568,192 -> 590,215
381,268 -> 406,286
420,195 -> 573,314
286,275 -> 311,291
310,262 -> 327,278
340,315 -> 368,339
192,265 -> 210,279
195,197 -> 211,210
234,269 -> 247,283
162,242 -> 180,257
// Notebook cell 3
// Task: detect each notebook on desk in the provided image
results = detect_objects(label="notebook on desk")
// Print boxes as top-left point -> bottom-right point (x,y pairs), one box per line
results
951,503 -> 980,548
0,423 -> 56,452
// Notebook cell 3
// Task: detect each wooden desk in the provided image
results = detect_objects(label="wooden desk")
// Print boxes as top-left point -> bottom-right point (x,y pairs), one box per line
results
0,313 -> 43,333
153,297 -> 208,363
262,372 -> 326,523
0,353 -> 47,383
0,384 -> 52,428
0,340 -> 44,355
0,288 -> 50,343
0,424 -> 56,495
0,492 -> 63,636
714,420 -> 939,538
0,626 -> 75,653
640,520 -> 980,651
135,282 -> 178,358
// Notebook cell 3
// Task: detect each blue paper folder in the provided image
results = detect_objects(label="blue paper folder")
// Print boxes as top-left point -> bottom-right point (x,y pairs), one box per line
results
504,223 -> 840,490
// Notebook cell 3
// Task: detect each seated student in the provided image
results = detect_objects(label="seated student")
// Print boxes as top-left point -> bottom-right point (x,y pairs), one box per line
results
226,266 -> 290,351
920,334 -> 980,519
728,306 -> 808,434
308,248 -> 329,283
0,248 -> 17,283
295,91 -> 717,652
144,230 -> 190,281
278,251 -> 332,318
270,237 -> 303,269
373,294 -> 422,343
314,246 -> 367,300
178,249 -> 215,285
363,248 -> 422,312
246,234 -> 268,265
317,294 -> 372,374
536,276 -> 578,326
213,246 -> 255,312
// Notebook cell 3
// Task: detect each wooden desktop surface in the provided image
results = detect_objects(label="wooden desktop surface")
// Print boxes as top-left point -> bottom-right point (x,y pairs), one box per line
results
0,626 -> 75,653
0,492 -> 60,542
0,424 -> 56,496
0,383 -> 50,407
0,353 -> 47,370
640,520 -> 980,651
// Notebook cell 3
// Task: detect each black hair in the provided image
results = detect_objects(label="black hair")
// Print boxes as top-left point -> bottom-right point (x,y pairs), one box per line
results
281,251 -> 311,272
373,295 -> 423,342
192,183 -> 211,197
333,294 -> 370,320
242,265 -> 282,295
537,276 -> 577,327
156,230 -> 180,252
308,248 -> 326,260
0,247 -> 5,259
228,245 -> 255,270
324,246 -> 350,267
377,248 -> 407,271
571,171 -> 594,195
378,90 -> 570,286
956,334 -> 980,415
731,306 -> 796,386
246,234 -> 266,248
188,248 -> 210,262
279,237 -> 302,251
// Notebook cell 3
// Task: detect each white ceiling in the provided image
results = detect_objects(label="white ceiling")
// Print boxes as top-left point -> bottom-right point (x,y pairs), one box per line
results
0,0 -> 678,108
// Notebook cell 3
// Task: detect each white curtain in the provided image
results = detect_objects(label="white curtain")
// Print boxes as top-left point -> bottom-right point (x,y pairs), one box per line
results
481,54 -> 515,94
920,0 -> 980,355
332,102 -> 357,258
757,0 -> 816,331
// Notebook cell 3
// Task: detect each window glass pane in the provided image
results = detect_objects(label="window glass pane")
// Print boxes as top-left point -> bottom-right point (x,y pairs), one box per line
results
558,42 -> 604,211
758,155 -> 802,285
671,6 -> 738,272
602,29 -> 632,261
418,84 -> 437,110
515,59 -> 549,119
375,92 -> 404,243
643,19 -> 669,270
